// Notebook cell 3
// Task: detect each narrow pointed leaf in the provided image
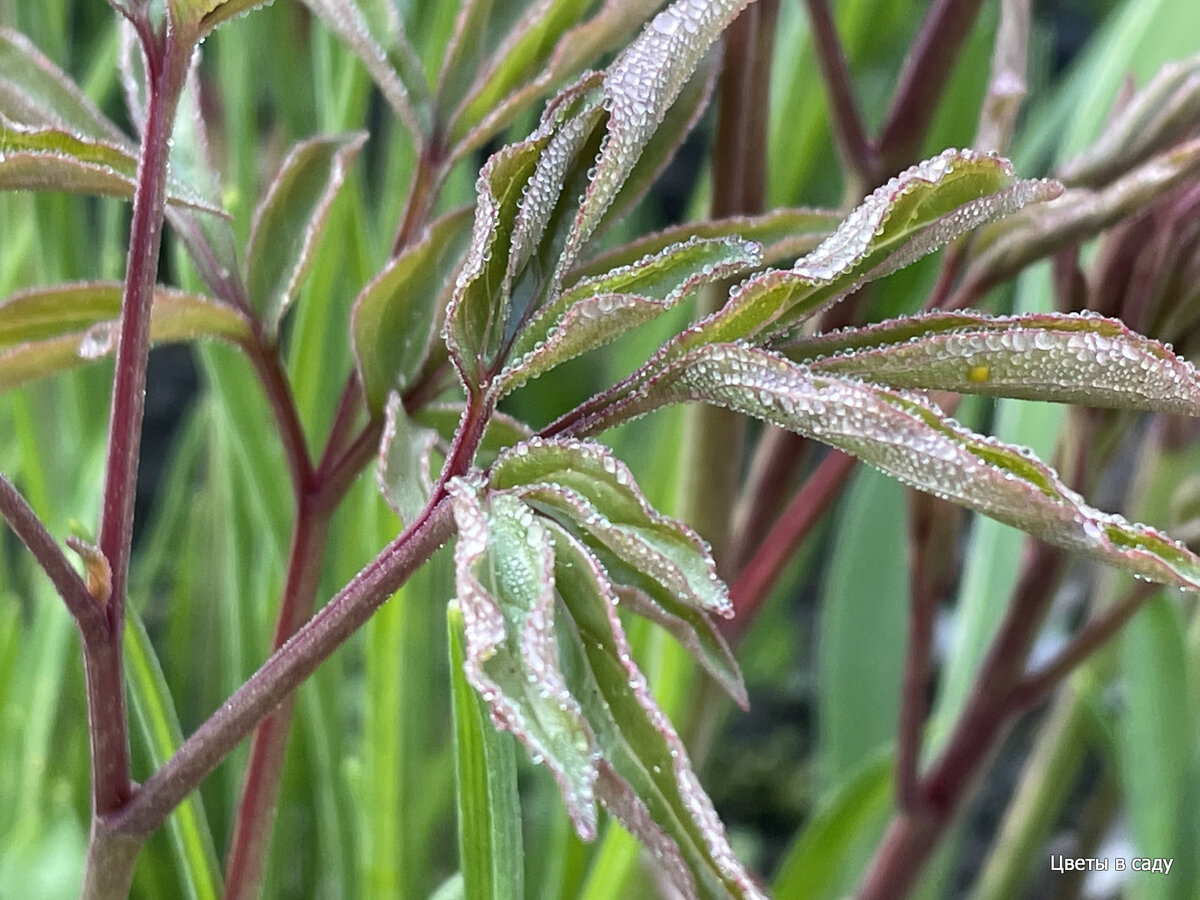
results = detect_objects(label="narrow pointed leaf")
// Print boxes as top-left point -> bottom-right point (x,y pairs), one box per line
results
444,131 -> 553,386
0,120 -> 224,214
446,0 -> 592,147
609,342 -> 1200,590
0,282 -> 250,391
246,132 -> 368,337
792,310 -> 1200,414
353,205 -> 474,411
550,526 -> 766,900
377,393 -> 436,528
496,236 -> 761,396
557,0 -> 754,277
567,207 -> 841,287
444,0 -> 660,165
447,600 -> 524,900
448,479 -> 599,839
687,149 -> 1061,348
1060,54 -> 1200,187
487,441 -> 729,624
0,28 -> 130,144
300,0 -> 428,139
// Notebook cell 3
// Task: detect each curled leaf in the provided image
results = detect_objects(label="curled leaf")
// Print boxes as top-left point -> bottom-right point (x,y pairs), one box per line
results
604,342 -> 1200,591
794,310 -> 1200,414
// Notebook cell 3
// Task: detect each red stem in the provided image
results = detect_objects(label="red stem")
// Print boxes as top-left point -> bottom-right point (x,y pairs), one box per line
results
802,0 -> 876,185
726,450 -> 857,638
91,29 -> 189,821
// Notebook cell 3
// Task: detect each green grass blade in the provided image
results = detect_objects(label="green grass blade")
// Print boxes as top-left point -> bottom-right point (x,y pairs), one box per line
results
124,609 -> 222,900
447,599 -> 524,900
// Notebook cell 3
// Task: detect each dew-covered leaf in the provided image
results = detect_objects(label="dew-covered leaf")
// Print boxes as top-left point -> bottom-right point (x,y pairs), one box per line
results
354,205 -> 474,412
549,525 -> 765,899
605,342 -> 1200,591
0,120 -> 224,214
444,131 -> 553,387
445,0 -> 592,147
489,438 -> 733,619
299,0 -> 428,140
246,132 -> 367,338
1060,53 -> 1200,188
792,310 -> 1200,414
377,393 -> 437,528
448,479 -> 599,839
496,236 -> 761,397
443,0 -> 659,165
0,28 -> 130,144
686,149 -> 1061,348
0,282 -> 250,391
557,0 -> 753,276
567,207 -> 841,287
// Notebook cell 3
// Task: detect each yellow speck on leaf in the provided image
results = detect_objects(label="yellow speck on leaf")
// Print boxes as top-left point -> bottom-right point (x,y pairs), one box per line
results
967,364 -> 990,383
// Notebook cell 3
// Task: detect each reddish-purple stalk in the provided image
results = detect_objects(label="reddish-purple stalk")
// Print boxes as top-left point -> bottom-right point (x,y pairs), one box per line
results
726,450 -> 857,639
858,540 -> 1064,897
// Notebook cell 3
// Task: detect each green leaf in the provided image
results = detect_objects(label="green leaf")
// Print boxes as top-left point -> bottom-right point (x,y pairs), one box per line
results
0,27 -> 130,145
447,600 -> 524,900
772,752 -> 894,900
168,0 -> 274,36
549,525 -> 764,900
567,207 -> 840,287
794,309 -> 1200,414
0,119 -> 224,214
610,342 -> 1200,591
1117,596 -> 1197,899
448,480 -> 599,838
376,393 -> 436,528
125,609 -> 222,900
446,0 -> 592,148
487,437 -> 745,706
686,149 -> 1061,348
444,131 -> 554,386
490,437 -> 734,620
353,205 -> 474,411
412,403 -> 532,466
246,132 -> 367,337
442,0 -> 660,165
300,0 -> 429,140
496,236 -> 761,397
0,281 -> 251,391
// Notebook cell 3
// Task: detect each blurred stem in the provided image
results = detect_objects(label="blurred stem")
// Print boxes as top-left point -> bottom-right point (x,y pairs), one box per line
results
802,0 -> 875,189
729,428 -> 809,573
73,21 -> 193,899
858,540 -> 1063,899
676,0 -> 777,566
973,0 -> 1029,155
727,450 -> 857,639
877,0 -> 987,176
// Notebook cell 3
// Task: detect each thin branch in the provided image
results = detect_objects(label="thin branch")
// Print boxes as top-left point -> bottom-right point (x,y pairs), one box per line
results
877,0 -> 988,176
728,428 -> 810,573
0,473 -> 104,636
726,450 -> 857,638
1006,581 -> 1157,713
974,0 -> 1029,155
247,335 -> 316,495
802,0 -> 876,184
103,496 -> 457,839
